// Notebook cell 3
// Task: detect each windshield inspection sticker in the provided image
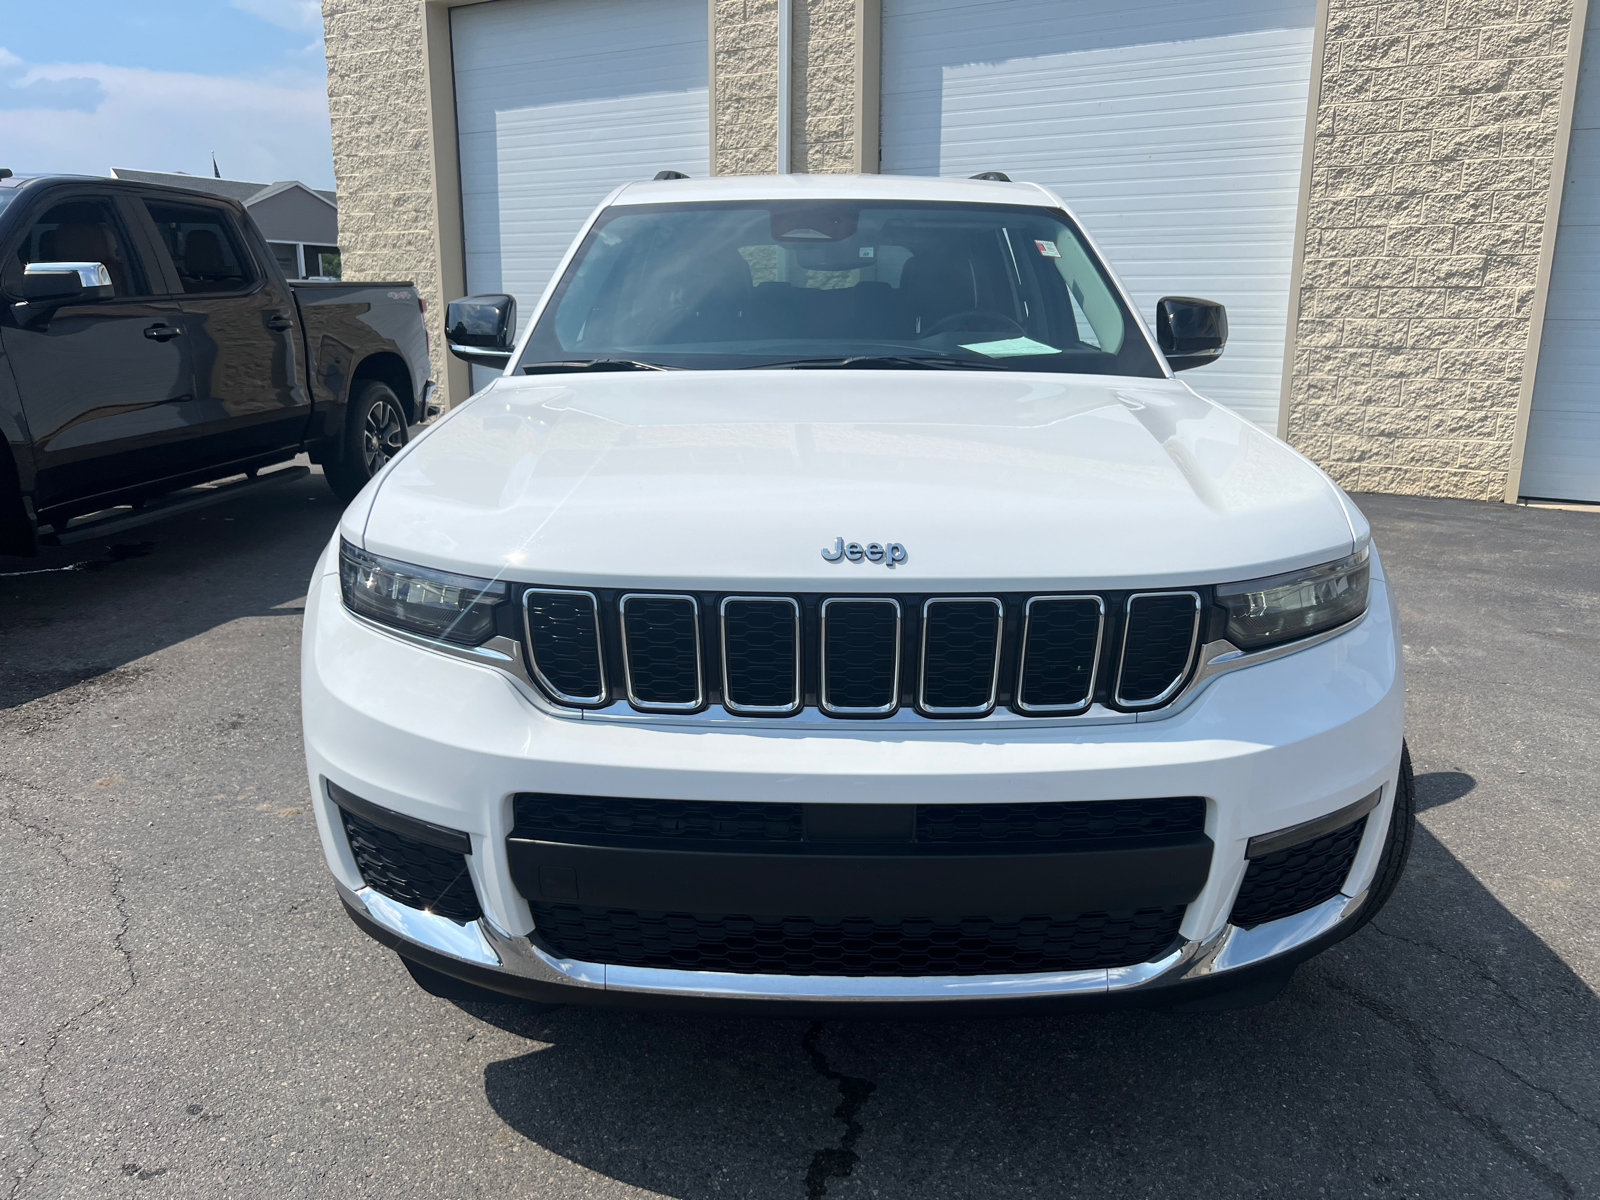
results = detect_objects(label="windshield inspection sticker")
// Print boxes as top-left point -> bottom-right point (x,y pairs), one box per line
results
959,336 -> 1062,358
859,246 -> 875,258
1034,239 -> 1061,258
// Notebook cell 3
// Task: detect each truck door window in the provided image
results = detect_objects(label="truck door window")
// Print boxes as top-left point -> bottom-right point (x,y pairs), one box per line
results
3,197 -> 144,298
141,201 -> 256,294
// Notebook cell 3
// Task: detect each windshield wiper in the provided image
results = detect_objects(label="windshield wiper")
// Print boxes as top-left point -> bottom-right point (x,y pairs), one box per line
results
746,354 -> 1010,371
521,359 -> 682,374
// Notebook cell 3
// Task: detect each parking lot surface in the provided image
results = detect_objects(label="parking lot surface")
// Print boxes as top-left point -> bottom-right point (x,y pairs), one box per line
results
2,470 -> 1597,1199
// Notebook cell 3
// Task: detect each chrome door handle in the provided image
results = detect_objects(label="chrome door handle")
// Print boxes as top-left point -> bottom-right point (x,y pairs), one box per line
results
143,324 -> 182,341
266,315 -> 294,331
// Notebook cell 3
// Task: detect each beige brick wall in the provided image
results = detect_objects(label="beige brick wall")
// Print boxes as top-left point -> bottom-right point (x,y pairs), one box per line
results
714,0 -> 781,175
322,0 -> 450,393
714,0 -> 864,174
1283,0 -> 1579,501
791,0 -> 859,172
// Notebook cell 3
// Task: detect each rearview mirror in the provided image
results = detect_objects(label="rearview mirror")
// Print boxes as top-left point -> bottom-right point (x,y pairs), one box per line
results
446,294 -> 517,368
22,261 -> 113,304
1155,296 -> 1227,371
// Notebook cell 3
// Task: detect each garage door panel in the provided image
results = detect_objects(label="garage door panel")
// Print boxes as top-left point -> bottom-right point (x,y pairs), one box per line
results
1524,10 -> 1600,500
882,0 -> 1316,431
453,0 -> 709,361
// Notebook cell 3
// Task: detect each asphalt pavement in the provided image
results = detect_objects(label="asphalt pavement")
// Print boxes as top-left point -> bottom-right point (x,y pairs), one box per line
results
2,467 -> 1597,1200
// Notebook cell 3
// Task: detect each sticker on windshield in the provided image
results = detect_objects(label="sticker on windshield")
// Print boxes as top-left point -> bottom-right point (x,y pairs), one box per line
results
959,337 -> 1062,358
1034,239 -> 1061,258
859,246 -> 875,258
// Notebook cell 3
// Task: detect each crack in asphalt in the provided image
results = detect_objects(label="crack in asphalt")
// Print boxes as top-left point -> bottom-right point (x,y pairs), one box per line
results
801,1022 -> 876,1198
1369,921 -> 1549,1017
1327,977 -> 1576,1198
1451,1041 -> 1600,1137
3,801 -> 138,1200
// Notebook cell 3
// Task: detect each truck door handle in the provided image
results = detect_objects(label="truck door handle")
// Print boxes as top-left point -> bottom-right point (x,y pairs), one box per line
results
143,324 -> 183,341
266,315 -> 293,331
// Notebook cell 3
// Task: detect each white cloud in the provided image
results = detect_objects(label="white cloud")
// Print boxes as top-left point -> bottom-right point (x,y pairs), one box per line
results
229,0 -> 324,34
0,51 -> 333,189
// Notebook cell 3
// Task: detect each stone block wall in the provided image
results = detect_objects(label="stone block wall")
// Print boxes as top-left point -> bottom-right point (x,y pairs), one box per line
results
1283,0 -> 1579,500
714,0 -> 782,175
791,0 -> 860,172
322,0 -> 449,392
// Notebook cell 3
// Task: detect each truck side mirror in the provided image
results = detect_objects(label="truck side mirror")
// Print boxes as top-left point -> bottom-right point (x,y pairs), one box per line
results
1155,296 -> 1227,371
446,294 -> 517,368
21,261 -> 113,304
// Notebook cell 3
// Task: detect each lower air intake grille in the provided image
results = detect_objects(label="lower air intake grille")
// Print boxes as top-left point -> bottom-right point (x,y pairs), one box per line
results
917,797 -> 1205,846
515,795 -> 805,845
530,903 -> 1184,976
341,808 -> 481,923
1116,592 -> 1200,706
621,594 -> 702,710
1229,815 -> 1367,928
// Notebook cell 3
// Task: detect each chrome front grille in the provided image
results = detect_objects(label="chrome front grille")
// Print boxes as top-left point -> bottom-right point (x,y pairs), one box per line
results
619,594 -> 703,711
517,586 -> 1205,720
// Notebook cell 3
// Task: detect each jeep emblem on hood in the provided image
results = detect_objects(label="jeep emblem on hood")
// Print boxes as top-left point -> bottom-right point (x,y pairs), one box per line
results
822,537 -> 908,566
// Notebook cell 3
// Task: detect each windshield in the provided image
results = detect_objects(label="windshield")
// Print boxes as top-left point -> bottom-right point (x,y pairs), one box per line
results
517,200 -> 1163,376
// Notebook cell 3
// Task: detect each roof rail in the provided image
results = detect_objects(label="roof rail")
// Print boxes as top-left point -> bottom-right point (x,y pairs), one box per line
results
970,171 -> 1011,182
653,170 -> 689,181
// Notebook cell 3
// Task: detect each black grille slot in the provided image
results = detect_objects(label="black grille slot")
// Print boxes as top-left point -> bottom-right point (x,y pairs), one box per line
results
1115,592 -> 1200,706
1018,596 -> 1103,712
721,598 -> 800,713
531,903 -> 1184,976
1229,815 -> 1367,928
821,599 -> 900,714
918,797 -> 1205,846
523,588 -> 604,704
341,808 -> 481,922
514,794 -> 804,845
621,594 -> 702,710
513,794 -> 1199,851
920,598 -> 1002,713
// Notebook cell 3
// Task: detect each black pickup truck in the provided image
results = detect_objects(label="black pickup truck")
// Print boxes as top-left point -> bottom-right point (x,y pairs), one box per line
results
0,171 -> 435,555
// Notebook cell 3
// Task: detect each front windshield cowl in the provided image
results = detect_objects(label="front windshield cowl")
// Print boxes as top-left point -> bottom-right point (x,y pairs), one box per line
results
515,198 -> 1163,378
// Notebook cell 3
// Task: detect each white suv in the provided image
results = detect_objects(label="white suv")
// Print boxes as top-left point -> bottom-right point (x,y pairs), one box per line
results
303,173 -> 1410,1012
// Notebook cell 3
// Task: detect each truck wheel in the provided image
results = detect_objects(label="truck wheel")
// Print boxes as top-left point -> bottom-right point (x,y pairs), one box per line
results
1349,742 -> 1417,933
325,380 -> 408,502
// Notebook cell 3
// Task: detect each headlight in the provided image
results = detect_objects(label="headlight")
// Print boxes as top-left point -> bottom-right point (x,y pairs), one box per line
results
1216,547 -> 1370,651
339,540 -> 507,645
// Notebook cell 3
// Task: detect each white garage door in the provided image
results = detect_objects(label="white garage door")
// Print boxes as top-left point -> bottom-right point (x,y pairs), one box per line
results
880,0 -> 1316,429
1523,12 -> 1600,502
452,0 -> 709,357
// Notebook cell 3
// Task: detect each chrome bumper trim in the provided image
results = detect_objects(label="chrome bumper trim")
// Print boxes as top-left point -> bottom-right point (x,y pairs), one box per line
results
341,881 -> 1367,1003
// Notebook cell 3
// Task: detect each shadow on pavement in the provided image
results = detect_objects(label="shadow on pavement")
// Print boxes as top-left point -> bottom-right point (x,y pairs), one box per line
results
0,466 -> 342,713
470,799 -> 1600,1199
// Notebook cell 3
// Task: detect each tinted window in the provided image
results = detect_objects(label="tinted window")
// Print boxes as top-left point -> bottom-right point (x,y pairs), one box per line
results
518,200 -> 1162,377
143,200 -> 255,294
4,196 -> 144,298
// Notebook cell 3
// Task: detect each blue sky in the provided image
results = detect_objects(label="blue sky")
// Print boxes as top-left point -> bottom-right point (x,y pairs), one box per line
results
0,0 -> 333,188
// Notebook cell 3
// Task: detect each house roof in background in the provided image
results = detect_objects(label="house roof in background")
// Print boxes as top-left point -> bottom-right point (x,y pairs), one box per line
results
110,168 -> 336,207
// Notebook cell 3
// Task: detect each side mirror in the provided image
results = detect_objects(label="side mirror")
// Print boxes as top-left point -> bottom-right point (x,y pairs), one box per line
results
446,294 -> 517,368
21,261 -> 113,304
1155,296 -> 1227,371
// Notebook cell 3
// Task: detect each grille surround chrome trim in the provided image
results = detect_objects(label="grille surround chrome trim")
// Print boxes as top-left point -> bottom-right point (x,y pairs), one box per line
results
619,592 -> 705,713
719,595 -> 802,715
1016,594 -> 1105,715
521,587 -> 607,707
918,596 -> 1004,716
1113,590 -> 1201,710
819,597 -> 902,716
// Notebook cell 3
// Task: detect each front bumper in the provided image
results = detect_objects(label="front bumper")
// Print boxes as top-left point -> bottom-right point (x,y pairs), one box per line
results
303,537 -> 1404,1007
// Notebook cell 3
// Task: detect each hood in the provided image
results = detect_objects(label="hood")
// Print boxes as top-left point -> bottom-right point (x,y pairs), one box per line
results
353,371 -> 1357,592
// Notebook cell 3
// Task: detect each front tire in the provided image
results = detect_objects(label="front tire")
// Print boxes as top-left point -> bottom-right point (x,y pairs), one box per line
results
1349,742 -> 1417,932
325,380 -> 408,502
